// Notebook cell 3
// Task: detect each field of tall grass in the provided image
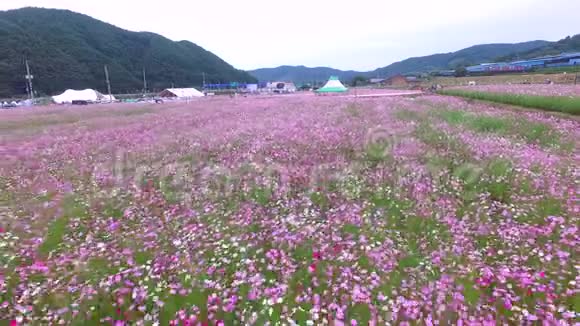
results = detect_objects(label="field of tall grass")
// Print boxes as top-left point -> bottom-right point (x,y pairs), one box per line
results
429,73 -> 577,87
439,89 -> 580,115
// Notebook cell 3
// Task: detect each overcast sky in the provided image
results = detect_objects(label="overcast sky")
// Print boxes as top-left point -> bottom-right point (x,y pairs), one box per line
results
2,0 -> 579,71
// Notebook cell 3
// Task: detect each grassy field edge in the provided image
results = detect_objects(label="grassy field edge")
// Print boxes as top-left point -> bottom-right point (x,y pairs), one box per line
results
438,89 -> 580,115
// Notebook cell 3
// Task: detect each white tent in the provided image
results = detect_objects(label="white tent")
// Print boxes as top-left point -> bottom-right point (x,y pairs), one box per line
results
158,88 -> 204,98
101,95 -> 116,102
52,89 -> 115,104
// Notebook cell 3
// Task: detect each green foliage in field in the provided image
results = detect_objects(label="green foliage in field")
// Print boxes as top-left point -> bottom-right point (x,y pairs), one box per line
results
38,196 -> 88,258
533,66 -> 580,75
439,89 -> 580,115
435,109 -> 563,147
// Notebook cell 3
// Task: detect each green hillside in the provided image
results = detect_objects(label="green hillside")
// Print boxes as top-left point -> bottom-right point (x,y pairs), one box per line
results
0,7 -> 256,97
496,34 -> 580,62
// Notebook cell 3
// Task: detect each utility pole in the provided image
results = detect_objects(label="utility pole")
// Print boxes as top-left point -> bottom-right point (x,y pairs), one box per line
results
142,68 -> 148,96
104,65 -> 112,102
25,59 -> 34,101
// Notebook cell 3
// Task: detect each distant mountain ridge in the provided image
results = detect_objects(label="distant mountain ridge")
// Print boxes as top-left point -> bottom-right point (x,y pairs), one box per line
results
371,40 -> 550,77
248,66 -> 362,86
495,34 -> 580,62
0,7 -> 256,97
250,36 -> 580,84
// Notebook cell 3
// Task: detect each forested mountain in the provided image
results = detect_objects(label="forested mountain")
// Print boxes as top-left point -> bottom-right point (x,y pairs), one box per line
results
496,34 -> 580,62
370,40 -> 550,77
0,7 -> 256,97
250,39 -> 577,83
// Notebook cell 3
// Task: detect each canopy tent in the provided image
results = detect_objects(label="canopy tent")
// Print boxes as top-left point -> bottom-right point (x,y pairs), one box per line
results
52,89 -> 115,104
158,88 -> 204,98
316,76 -> 348,93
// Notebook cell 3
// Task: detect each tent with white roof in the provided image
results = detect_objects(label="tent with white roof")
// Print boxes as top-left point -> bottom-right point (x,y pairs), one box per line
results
52,89 -> 115,104
316,76 -> 348,93
158,88 -> 204,99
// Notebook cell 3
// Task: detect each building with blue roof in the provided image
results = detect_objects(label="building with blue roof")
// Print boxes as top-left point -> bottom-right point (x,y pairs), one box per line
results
466,52 -> 580,74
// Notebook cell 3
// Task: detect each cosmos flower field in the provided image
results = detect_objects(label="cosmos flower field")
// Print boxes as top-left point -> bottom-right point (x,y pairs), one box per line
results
0,94 -> 578,325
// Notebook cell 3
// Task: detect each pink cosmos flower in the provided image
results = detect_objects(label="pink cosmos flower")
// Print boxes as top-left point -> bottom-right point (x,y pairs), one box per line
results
503,299 -> 512,310
308,263 -> 317,274
475,277 -> 491,288
562,311 -> 575,319
377,293 -> 387,301
224,295 -> 238,312
527,314 -> 538,321
336,307 -> 345,320
108,221 -> 120,232
31,261 -> 49,274
313,293 -> 321,306
247,288 -> 258,300
313,251 -> 322,260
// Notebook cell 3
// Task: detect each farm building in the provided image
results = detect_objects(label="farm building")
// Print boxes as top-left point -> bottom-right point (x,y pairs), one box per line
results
266,82 -> 297,93
52,89 -> 115,104
467,62 -> 528,74
435,70 -> 456,77
405,76 -> 421,84
245,84 -> 259,93
384,75 -> 409,87
466,52 -> 580,74
158,88 -> 204,98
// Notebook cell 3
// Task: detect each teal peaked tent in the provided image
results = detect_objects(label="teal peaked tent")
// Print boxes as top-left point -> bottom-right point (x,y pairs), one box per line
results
316,76 -> 348,93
